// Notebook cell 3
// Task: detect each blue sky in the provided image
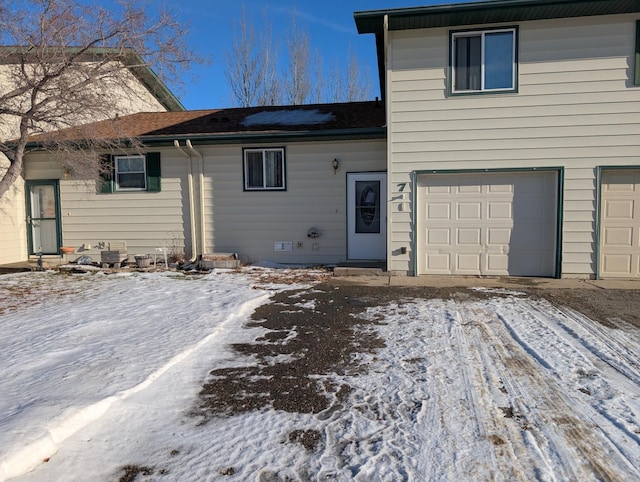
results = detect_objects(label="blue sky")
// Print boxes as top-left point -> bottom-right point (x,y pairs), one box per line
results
166,1 -> 468,110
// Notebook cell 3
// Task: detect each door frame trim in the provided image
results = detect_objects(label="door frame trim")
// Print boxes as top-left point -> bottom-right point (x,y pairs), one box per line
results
411,167 -> 564,278
25,179 -> 62,255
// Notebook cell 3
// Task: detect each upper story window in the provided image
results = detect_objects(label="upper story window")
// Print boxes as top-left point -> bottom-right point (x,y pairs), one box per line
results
243,148 -> 286,191
451,27 -> 517,94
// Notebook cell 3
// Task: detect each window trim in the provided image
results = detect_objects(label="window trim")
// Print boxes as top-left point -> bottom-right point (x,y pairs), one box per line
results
114,155 -> 147,191
449,26 -> 518,95
99,152 -> 161,193
242,147 -> 287,191
635,20 -> 640,85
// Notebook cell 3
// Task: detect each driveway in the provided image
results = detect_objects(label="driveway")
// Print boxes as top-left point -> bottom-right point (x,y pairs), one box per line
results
195,276 -> 640,481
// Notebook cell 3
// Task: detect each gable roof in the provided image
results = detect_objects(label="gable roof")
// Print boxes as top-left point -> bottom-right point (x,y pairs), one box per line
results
26,100 -> 386,147
355,0 -> 640,97
0,46 -> 184,112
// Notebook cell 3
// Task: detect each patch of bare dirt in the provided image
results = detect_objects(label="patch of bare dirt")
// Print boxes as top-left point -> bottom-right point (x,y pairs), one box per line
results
192,278 -> 640,427
193,284 -> 522,421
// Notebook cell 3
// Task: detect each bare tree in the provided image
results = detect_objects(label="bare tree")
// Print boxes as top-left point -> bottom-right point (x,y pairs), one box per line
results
326,49 -> 372,103
283,12 -> 311,105
0,0 -> 195,199
255,10 -> 281,107
225,6 -> 263,108
223,5 -> 373,108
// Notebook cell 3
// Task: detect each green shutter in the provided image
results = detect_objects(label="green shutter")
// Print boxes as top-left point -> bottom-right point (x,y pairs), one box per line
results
99,155 -> 114,193
636,21 -> 640,86
146,152 -> 161,192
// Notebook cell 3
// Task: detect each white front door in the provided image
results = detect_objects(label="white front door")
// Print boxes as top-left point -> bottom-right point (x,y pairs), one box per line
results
347,173 -> 387,260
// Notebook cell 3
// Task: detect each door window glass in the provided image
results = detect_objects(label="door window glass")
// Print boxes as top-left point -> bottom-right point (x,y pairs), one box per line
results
355,181 -> 381,233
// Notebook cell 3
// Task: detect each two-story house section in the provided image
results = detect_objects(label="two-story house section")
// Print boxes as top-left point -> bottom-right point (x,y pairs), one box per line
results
356,0 -> 640,278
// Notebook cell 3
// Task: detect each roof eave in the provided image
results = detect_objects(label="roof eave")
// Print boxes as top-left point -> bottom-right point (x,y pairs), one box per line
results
23,127 -> 387,151
354,0 -> 640,34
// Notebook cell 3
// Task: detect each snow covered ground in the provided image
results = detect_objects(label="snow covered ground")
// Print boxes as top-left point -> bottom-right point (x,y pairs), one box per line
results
0,269 -> 639,481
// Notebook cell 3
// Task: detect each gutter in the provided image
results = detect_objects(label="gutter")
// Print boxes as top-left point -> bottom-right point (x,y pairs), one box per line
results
173,140 -> 198,263
185,140 -> 206,259
23,127 -> 388,151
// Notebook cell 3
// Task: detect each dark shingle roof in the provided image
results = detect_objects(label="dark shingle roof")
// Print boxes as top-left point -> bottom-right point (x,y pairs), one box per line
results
28,101 -> 386,146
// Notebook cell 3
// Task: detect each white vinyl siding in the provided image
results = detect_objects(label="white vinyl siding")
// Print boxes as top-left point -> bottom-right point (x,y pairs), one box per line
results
23,139 -> 386,265
203,140 -> 386,265
386,14 -> 640,277
0,171 -> 27,264
24,151 -> 186,258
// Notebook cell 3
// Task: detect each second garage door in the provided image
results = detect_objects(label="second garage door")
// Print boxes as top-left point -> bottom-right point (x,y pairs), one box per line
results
599,169 -> 640,278
417,171 -> 559,276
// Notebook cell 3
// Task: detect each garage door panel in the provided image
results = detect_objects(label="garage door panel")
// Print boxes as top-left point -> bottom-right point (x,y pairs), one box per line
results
428,203 -> 450,219
488,202 -> 512,220
457,254 -> 481,272
600,169 -> 640,278
488,228 -> 511,245
457,228 -> 481,246
427,253 -> 451,272
604,199 -> 634,219
486,254 -> 508,272
458,202 -> 481,219
418,171 -> 558,276
603,227 -> 633,247
602,254 -> 632,274
427,228 -> 450,245
459,184 -> 482,194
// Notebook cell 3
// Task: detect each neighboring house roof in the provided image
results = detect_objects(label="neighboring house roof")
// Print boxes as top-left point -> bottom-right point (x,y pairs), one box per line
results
0,46 -> 185,112
26,100 -> 386,147
354,0 -> 640,97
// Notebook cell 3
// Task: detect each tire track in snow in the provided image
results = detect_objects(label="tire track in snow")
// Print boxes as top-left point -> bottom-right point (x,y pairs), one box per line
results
450,302 -> 536,481
463,301 -> 640,482
540,304 -> 640,386
0,293 -> 270,481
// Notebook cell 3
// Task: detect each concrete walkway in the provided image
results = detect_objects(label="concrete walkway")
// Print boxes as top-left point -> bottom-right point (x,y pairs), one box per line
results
332,268 -> 640,290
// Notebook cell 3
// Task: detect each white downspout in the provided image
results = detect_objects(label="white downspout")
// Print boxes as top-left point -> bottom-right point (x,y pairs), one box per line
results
173,140 -> 198,263
186,140 -> 206,256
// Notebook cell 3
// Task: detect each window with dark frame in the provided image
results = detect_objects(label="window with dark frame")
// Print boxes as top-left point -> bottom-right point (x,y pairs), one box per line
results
452,28 -> 517,93
243,148 -> 286,190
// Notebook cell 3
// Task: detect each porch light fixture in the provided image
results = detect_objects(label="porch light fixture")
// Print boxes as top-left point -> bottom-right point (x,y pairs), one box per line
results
332,158 -> 339,174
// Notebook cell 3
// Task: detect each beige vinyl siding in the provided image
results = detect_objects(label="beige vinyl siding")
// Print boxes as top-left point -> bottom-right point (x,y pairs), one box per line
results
0,170 -> 27,264
202,140 -> 386,264
386,13 -> 640,277
24,151 -> 188,260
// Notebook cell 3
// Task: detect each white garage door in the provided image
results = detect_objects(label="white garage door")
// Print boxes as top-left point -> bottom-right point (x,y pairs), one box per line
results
417,171 -> 558,276
600,170 -> 640,278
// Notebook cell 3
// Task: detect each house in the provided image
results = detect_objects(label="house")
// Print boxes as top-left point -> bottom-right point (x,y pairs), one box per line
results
16,0 -> 640,279
355,0 -> 640,278
21,102 -> 386,266
0,47 -> 185,266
